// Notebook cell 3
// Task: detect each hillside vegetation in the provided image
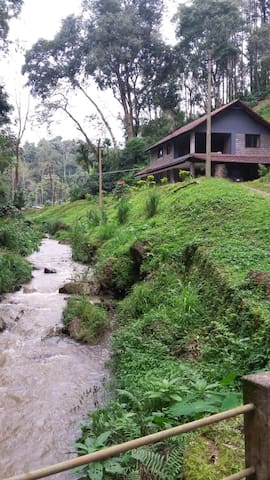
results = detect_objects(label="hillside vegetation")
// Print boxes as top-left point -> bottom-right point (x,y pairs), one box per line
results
29,178 -> 270,478
0,208 -> 42,294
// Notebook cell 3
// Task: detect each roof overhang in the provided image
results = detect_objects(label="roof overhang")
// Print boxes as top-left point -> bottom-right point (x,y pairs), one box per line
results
135,153 -> 270,177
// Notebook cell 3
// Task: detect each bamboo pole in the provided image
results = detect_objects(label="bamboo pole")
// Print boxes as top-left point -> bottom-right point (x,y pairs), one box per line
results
3,404 -> 254,480
222,467 -> 255,480
206,49 -> 212,177
98,139 -> 103,209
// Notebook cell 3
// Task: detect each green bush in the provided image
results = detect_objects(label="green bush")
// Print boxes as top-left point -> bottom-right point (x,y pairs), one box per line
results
0,203 -> 21,218
88,208 -> 107,226
0,252 -> 32,293
117,200 -> 130,224
258,164 -> 268,178
71,220 -> 96,263
42,219 -> 69,236
0,220 -> 41,255
179,169 -> 191,181
97,252 -> 137,297
161,176 -> 168,185
95,223 -> 115,242
145,190 -> 160,218
63,296 -> 108,343
146,174 -> 156,187
136,179 -> 146,188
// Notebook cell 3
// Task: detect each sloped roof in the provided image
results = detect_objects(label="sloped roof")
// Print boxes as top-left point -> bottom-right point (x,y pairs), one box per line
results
147,99 -> 270,151
192,153 -> 270,164
136,153 -> 270,177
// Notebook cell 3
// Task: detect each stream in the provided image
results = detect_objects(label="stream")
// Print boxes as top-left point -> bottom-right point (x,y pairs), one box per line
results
0,238 -> 109,479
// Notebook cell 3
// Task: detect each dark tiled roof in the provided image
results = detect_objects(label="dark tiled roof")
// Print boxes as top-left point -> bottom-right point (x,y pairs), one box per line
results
146,99 -> 270,151
136,153 -> 270,177
135,155 -> 190,176
192,153 -> 270,164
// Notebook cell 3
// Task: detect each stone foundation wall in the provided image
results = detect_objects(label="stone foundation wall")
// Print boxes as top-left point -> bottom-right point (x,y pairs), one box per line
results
214,163 -> 228,178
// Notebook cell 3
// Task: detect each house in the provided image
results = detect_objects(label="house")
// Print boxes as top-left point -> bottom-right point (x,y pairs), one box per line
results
136,99 -> 270,182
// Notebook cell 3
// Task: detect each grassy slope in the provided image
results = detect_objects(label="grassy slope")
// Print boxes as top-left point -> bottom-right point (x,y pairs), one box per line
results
29,179 -> 270,478
0,217 -> 41,293
254,96 -> 270,121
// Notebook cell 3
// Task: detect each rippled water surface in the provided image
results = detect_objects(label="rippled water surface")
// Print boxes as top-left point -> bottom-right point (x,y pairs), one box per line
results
0,239 -> 109,479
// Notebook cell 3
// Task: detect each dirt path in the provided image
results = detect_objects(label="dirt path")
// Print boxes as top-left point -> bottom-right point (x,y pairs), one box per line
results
244,186 -> 270,196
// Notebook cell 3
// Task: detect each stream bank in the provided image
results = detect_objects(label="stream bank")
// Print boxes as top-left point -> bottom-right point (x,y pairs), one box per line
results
0,238 -> 109,479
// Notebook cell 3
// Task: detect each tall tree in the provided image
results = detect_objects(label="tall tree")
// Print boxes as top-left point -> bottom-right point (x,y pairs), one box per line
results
22,0 -> 179,139
175,0 -> 243,110
0,0 -> 23,45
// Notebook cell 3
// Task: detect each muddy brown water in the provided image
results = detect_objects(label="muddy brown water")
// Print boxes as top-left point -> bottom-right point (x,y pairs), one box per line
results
0,238 -> 109,479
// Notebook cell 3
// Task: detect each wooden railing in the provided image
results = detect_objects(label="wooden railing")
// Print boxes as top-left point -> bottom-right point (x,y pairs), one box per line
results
3,371 -> 270,480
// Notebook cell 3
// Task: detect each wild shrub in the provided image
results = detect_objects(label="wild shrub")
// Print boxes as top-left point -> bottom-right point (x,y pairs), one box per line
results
258,164 -> 268,178
146,174 -> 156,187
0,220 -> 41,255
71,220 -> 94,263
88,208 -> 107,226
161,176 -> 168,185
145,190 -> 160,218
0,252 -> 32,293
63,296 -> 108,343
117,200 -> 130,224
98,253 -> 136,297
179,169 -> 190,181
136,179 -> 146,188
43,219 -> 69,236
0,203 -> 21,218
94,223 -> 115,242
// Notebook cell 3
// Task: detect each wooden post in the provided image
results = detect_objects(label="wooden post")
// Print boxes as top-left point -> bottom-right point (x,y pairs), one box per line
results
243,371 -> 270,479
98,139 -> 103,209
206,50 -> 212,177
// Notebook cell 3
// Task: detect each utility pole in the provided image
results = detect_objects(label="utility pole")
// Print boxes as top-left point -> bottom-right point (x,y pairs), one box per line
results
206,50 -> 212,177
98,139 -> 103,209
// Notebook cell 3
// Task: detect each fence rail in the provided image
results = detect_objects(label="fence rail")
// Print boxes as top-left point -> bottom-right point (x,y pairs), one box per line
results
2,403 -> 255,480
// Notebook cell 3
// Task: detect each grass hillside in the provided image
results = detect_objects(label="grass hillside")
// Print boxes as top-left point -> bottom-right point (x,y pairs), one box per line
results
254,95 -> 270,121
29,178 -> 270,478
0,211 -> 42,294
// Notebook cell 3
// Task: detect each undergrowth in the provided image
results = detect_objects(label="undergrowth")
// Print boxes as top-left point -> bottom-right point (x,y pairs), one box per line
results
0,217 -> 41,293
63,296 -> 109,343
29,178 -> 270,478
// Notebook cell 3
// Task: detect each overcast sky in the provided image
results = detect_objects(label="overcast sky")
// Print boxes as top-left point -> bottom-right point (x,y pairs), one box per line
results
1,0 -> 178,145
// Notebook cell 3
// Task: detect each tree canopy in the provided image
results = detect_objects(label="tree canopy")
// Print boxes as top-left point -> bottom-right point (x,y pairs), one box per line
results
0,0 -> 23,45
175,0 -> 243,110
22,0 -> 180,139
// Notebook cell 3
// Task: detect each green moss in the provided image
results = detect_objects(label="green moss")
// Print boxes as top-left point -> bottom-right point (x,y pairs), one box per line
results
184,419 -> 244,479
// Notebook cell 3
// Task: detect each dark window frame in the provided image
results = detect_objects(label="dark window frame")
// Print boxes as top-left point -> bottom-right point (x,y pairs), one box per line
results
157,146 -> 164,158
245,134 -> 260,148
166,143 -> 171,155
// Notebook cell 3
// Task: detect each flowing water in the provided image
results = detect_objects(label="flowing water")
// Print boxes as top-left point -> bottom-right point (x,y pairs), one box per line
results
0,238 -> 110,479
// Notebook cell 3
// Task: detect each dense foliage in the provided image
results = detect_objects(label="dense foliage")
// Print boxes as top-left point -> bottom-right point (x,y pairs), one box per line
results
0,212 -> 41,293
29,178 -> 270,478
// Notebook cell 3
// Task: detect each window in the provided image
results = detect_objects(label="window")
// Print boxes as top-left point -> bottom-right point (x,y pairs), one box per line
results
157,147 -> 164,158
245,134 -> 260,148
166,143 -> 171,155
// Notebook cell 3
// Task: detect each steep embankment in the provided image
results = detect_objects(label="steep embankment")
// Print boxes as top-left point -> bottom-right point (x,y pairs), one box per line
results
0,212 -> 42,295
254,95 -> 270,121
28,179 -> 270,478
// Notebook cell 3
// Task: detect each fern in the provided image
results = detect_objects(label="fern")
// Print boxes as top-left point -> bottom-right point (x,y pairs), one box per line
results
133,448 -> 165,478
127,471 -> 141,480
131,442 -> 185,480
164,447 -> 185,479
